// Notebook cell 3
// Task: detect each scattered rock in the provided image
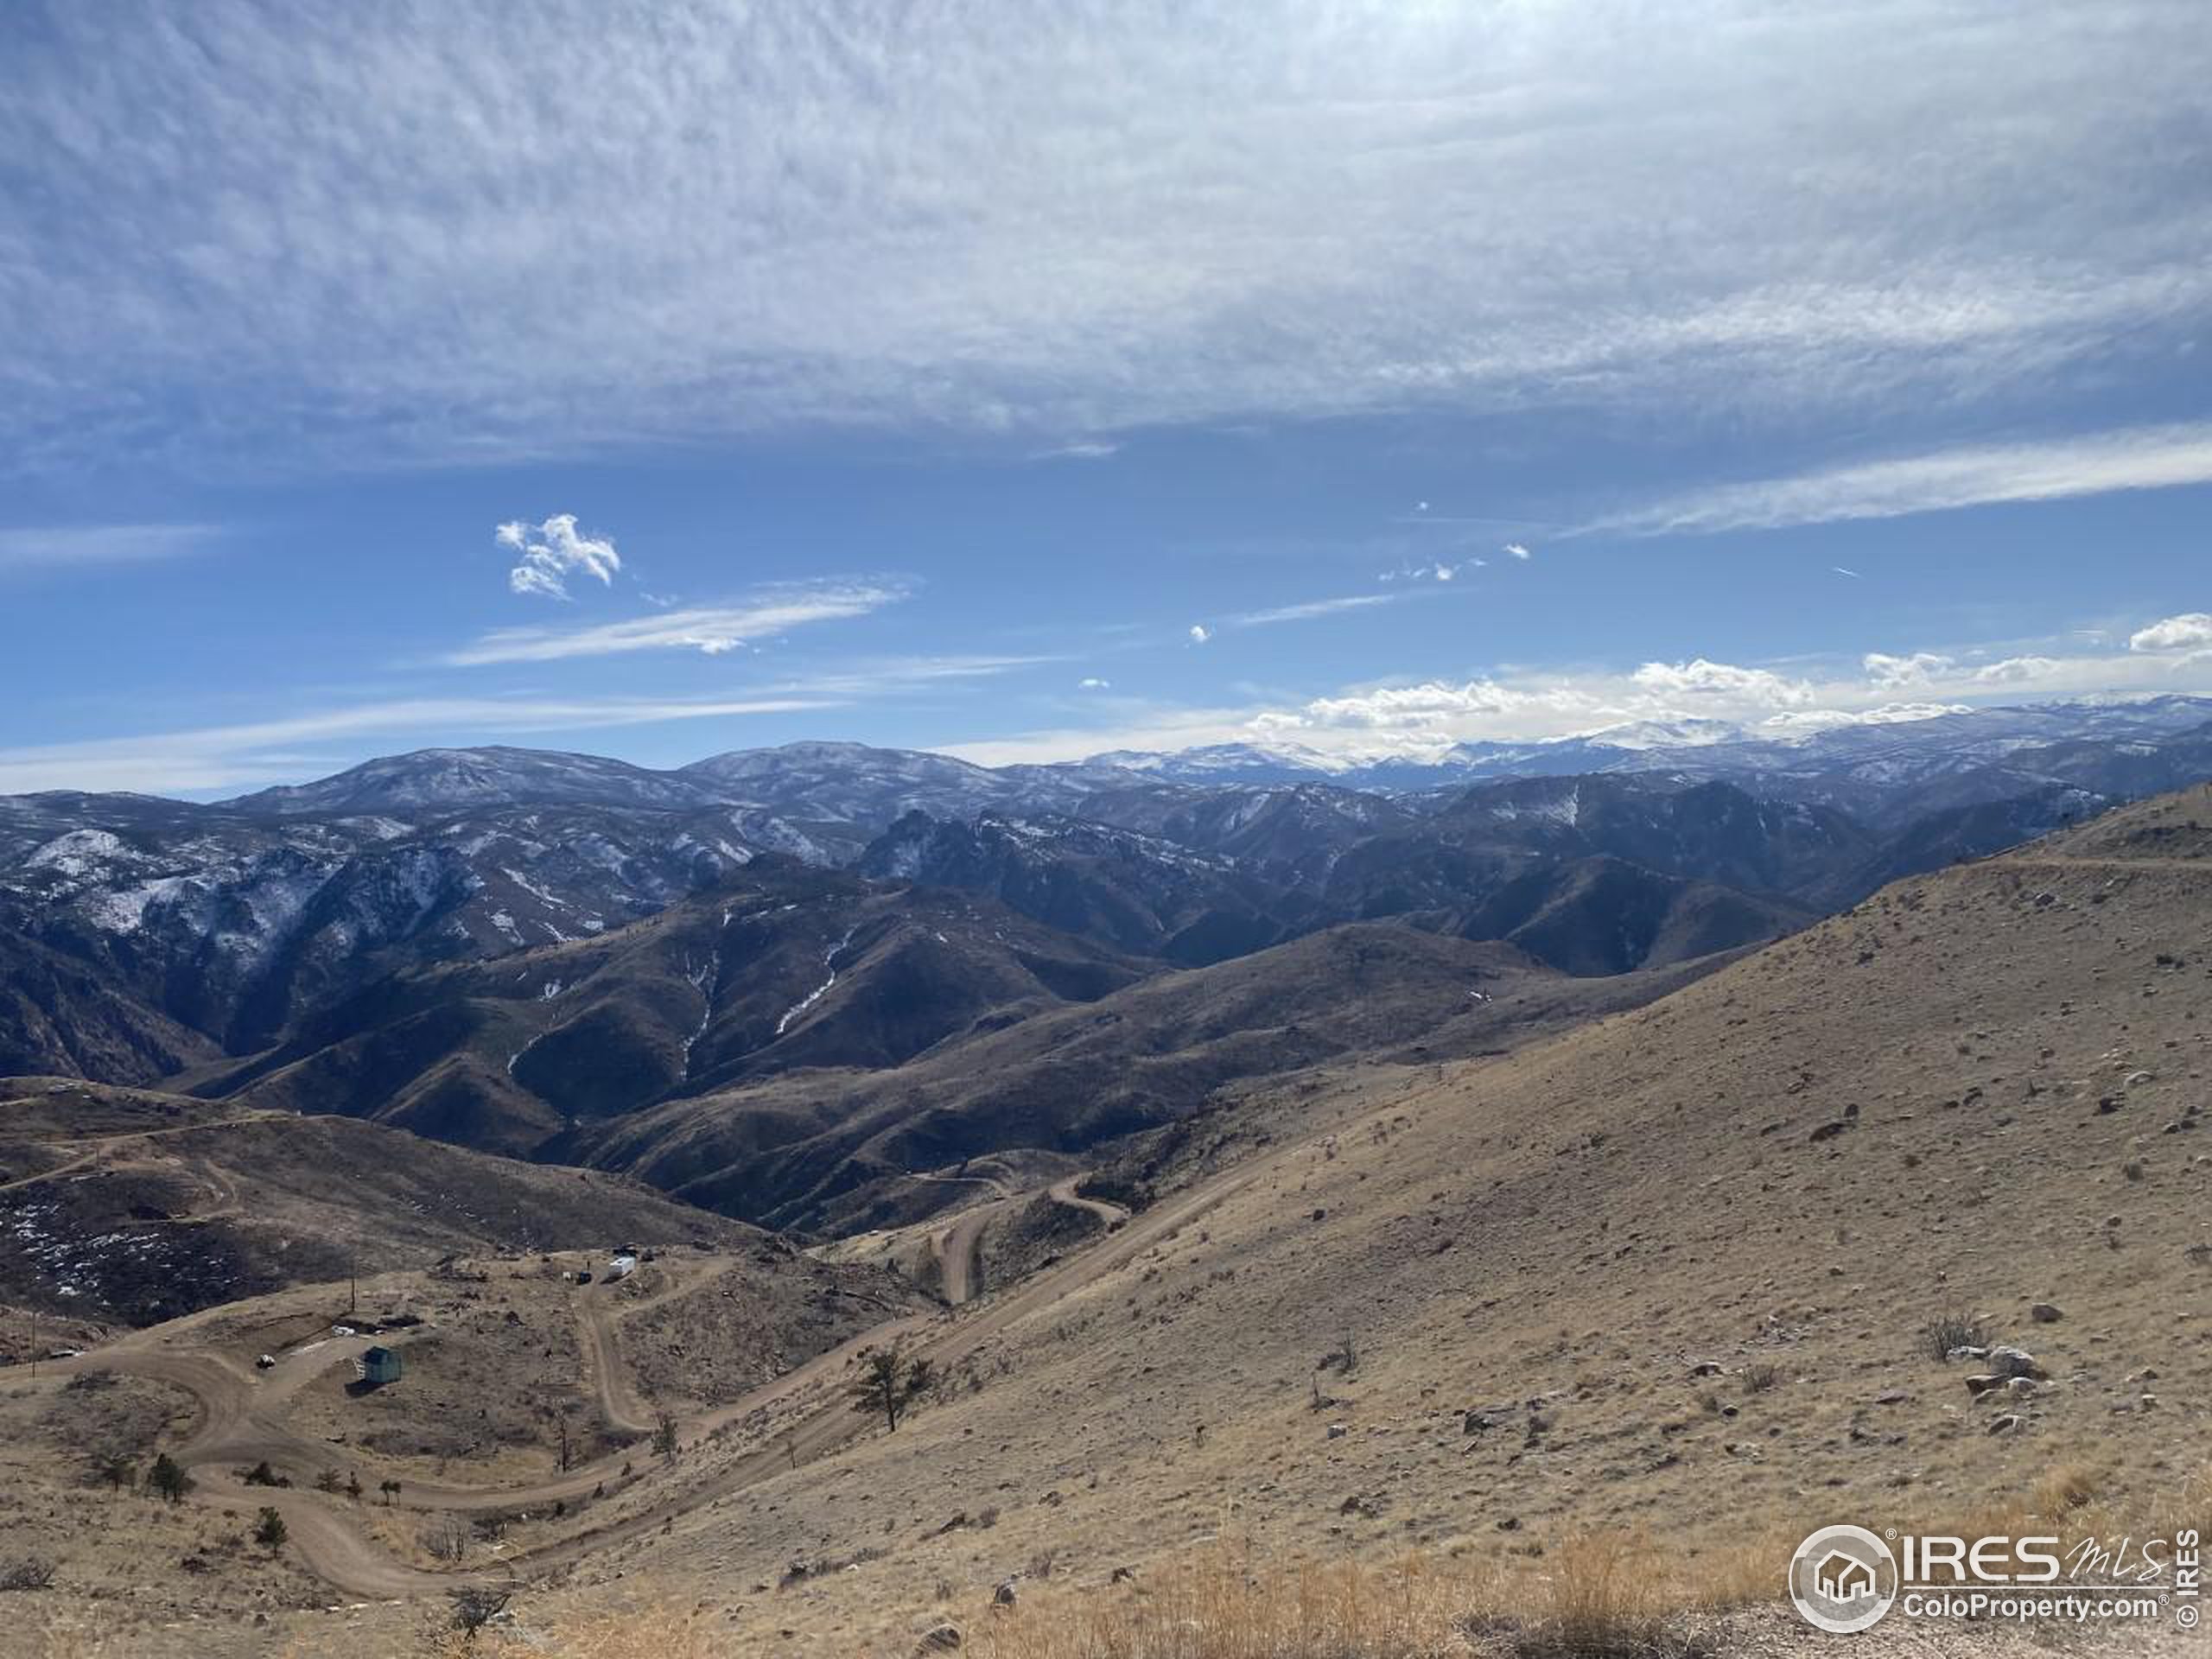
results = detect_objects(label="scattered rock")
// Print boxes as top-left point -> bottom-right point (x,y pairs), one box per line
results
1986,1346 -> 2047,1380
2030,1303 -> 2063,1324
915,1624 -> 963,1654
1496,1516 -> 1521,1531
1964,1374 -> 2005,1398
1109,1567 -> 1136,1585
1875,1389 -> 1910,1406
2005,1376 -> 2040,1398
993,1580 -> 1020,1609
1947,1345 -> 1989,1363
1987,1414 -> 2022,1435
1326,1422 -> 1348,1440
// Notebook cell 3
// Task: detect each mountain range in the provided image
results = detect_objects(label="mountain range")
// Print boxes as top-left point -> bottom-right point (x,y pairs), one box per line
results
3,695 -> 2209,1235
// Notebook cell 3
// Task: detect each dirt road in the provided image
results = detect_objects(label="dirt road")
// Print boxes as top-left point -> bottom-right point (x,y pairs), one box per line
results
0,1128 -> 1308,1600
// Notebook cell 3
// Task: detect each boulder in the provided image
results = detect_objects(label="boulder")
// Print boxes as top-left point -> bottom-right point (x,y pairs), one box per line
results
2030,1303 -> 2063,1324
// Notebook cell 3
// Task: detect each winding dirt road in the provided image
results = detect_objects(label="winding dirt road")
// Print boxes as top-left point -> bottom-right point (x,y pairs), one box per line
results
3,1148 -> 1262,1600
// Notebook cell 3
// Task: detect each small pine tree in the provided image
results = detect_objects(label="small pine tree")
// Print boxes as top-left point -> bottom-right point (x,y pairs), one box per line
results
652,1410 -> 679,1463
849,1344 -> 933,1433
253,1508 -> 288,1551
378,1478 -> 402,1506
93,1453 -> 137,1495
147,1452 -> 194,1506
345,1471 -> 364,1503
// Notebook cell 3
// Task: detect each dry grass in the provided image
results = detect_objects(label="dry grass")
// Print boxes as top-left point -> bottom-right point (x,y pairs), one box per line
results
961,1461 -> 2212,1659
969,1546 -> 1478,1658
404,1602 -> 723,1659
966,1534 -> 1741,1659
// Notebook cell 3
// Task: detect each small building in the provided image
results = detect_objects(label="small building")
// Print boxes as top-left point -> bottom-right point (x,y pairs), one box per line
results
359,1345 -> 403,1386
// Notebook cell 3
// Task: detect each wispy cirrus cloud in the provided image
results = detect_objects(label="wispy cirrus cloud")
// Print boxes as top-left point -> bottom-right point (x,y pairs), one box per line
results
443,582 -> 906,665
0,523 -> 222,575
0,694 -> 841,796
1591,423 -> 2212,537
1229,594 -> 1399,629
5,4 -> 2207,471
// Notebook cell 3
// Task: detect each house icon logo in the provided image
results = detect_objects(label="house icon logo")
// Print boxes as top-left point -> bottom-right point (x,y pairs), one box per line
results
1815,1551 -> 1876,1603
1789,1525 -> 1899,1633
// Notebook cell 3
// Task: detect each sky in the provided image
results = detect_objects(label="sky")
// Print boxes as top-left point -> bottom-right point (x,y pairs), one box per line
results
2,0 -> 2209,796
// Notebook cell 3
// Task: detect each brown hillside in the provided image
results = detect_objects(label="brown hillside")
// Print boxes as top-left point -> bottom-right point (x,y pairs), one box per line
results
564,923 -> 1728,1233
584,785 -> 2212,1652
0,1077 -> 759,1325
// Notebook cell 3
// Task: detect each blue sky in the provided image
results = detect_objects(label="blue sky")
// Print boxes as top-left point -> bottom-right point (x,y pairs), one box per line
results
3,0 -> 2209,794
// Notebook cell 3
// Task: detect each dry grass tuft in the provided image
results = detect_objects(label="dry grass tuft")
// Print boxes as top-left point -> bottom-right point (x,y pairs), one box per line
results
969,1545 -> 1477,1658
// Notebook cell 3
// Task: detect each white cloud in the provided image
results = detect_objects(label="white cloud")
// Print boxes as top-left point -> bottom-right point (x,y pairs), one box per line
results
1631,658 -> 1814,707
1188,624 -> 1211,645
446,582 -> 904,664
0,695 -> 841,796
0,523 -> 221,575
1382,559 -> 1482,583
1863,651 -> 1956,688
943,630 -> 2212,767
1503,543 -> 1532,561
1078,677 -> 1111,690
1288,679 -> 1586,733
1037,440 -> 1120,461
1594,423 -> 2212,537
498,513 -> 621,601
1971,655 -> 2064,684
1230,594 -> 1397,628
2131,613 -> 2212,652
6,5 -> 2206,468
